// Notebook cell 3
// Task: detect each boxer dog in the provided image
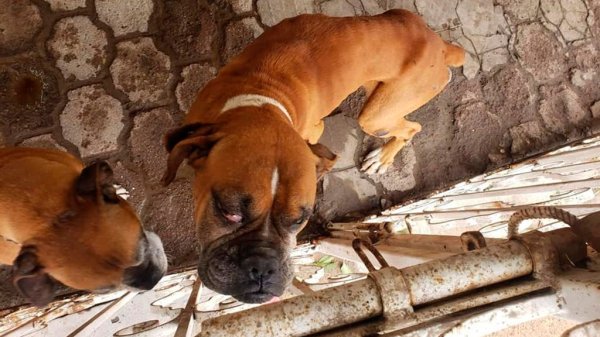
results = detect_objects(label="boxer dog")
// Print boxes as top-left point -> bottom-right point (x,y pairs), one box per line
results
0,147 -> 168,307
162,9 -> 464,303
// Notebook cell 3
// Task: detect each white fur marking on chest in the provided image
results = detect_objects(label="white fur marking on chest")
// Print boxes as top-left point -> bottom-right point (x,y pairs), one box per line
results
271,167 -> 279,197
221,94 -> 292,124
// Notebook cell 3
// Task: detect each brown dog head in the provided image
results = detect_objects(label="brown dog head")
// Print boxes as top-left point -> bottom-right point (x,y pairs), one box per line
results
12,161 -> 168,307
162,108 -> 336,303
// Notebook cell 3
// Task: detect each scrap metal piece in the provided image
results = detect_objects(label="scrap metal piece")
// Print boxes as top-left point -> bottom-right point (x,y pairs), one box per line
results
460,231 -> 487,251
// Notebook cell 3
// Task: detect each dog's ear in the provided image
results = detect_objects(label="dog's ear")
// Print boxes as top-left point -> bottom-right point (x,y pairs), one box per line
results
75,161 -> 118,203
12,246 -> 55,307
308,143 -> 337,180
162,123 -> 221,186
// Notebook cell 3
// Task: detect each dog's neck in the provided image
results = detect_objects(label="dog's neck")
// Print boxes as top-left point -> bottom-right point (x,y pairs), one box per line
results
220,94 -> 293,126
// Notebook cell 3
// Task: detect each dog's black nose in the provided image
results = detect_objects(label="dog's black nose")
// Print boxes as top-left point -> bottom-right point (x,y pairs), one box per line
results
242,254 -> 278,282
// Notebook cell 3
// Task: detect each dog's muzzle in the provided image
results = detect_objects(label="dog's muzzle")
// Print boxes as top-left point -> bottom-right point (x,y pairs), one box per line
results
123,231 -> 168,291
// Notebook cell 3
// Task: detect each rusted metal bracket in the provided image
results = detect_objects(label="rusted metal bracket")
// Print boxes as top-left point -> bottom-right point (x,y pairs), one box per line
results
460,231 -> 487,252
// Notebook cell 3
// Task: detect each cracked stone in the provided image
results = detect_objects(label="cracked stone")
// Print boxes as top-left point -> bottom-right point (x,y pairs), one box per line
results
0,58 -> 60,137
496,0 -> 539,23
462,52 -> 480,79
416,0 -> 459,31
483,66 -> 535,129
453,101 -> 503,171
228,0 -> 253,14
539,84 -> 589,135
360,0 -> 386,15
320,0 -> 360,16
571,68 -> 595,88
514,22 -> 567,83
60,85 -> 124,158
481,48 -> 509,72
0,0 -> 43,56
257,0 -> 314,26
591,2 -> 600,38
160,0 -> 217,60
322,168 -> 378,219
541,0 -> 588,42
47,16 -> 108,81
129,108 -> 177,185
319,114 -> 359,170
223,17 -> 264,63
176,63 -> 217,112
110,38 -> 172,106
509,120 -> 557,155
19,134 -> 65,150
389,0 -> 417,12
591,101 -> 600,119
457,0 -> 507,37
570,43 -> 600,102
45,0 -> 85,11
143,178 -> 196,268
96,0 -> 153,36
369,142 -> 416,192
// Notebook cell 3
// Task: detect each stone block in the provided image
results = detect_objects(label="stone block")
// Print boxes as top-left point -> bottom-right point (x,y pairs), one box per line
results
319,114 -> 360,170
160,0 -> 216,60
0,0 -> 42,55
60,85 -> 124,157
0,58 -> 59,137
321,167 -> 378,219
514,22 -> 567,83
129,108 -> 177,185
19,134 -> 65,150
176,63 -> 217,112
47,16 -> 108,81
95,0 -> 153,36
539,84 -> 589,135
110,38 -> 172,106
223,17 -> 263,63
45,0 -> 85,11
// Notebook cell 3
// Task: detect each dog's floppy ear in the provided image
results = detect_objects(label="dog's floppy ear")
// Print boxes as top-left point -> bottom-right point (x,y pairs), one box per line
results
162,123 -> 221,186
12,246 -> 55,307
308,143 -> 337,180
75,161 -> 118,203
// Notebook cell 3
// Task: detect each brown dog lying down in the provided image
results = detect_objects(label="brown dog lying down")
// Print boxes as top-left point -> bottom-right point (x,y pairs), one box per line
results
0,147 -> 168,306
162,9 -> 464,303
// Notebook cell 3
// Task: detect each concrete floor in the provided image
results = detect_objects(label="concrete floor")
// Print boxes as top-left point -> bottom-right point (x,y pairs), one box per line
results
1,0 -> 600,308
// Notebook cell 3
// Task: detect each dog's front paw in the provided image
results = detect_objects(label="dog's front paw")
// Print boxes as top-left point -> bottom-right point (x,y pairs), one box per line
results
360,148 -> 390,175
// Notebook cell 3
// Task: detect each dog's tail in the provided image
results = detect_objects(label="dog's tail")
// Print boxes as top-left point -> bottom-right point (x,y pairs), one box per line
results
444,42 -> 465,67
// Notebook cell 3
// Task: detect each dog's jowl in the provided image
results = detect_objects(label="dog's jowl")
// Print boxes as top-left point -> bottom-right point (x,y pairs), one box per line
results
0,147 -> 168,307
162,10 -> 464,303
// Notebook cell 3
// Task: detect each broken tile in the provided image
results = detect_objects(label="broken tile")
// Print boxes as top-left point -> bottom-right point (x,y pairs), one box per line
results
0,58 -> 60,137
415,0 -> 459,31
129,107 -> 176,185
160,0 -> 217,60
542,0 -> 588,42
462,52 -> 480,79
257,0 -> 314,26
176,63 -> 217,112
110,38 -> 172,106
360,0 -> 386,15
60,85 -> 124,158
19,134 -> 65,150
496,0 -> 539,23
223,17 -> 264,63
389,0 -> 417,12
322,167 -> 378,219
95,0 -> 153,36
319,114 -> 360,170
0,0 -> 43,55
481,48 -> 509,72
514,22 -> 567,83
45,0 -> 85,11
457,0 -> 507,37
539,84 -> 590,135
47,16 -> 108,81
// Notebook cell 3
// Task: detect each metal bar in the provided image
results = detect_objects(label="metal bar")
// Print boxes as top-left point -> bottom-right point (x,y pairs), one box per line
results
400,240 -> 532,305
68,291 -> 137,337
174,278 -> 203,337
198,278 -> 382,337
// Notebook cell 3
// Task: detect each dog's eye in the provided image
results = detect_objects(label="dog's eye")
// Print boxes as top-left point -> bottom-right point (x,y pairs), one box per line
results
215,199 -> 242,224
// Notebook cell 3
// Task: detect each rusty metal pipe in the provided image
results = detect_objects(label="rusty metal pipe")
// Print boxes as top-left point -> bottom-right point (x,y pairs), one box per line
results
199,239 -> 535,336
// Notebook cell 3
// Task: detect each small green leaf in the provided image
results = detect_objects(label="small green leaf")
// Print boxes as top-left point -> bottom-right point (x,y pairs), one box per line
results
314,255 -> 335,267
340,262 -> 352,274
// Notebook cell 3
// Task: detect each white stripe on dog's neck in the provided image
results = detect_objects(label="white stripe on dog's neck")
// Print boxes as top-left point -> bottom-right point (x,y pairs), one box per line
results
221,94 -> 292,125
